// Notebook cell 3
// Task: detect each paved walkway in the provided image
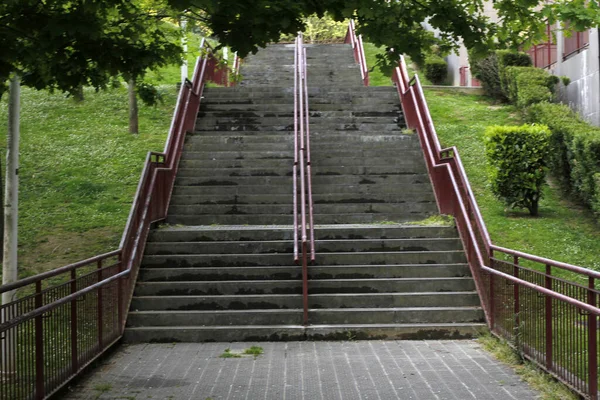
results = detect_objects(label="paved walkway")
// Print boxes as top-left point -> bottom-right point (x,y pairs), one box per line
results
63,341 -> 539,400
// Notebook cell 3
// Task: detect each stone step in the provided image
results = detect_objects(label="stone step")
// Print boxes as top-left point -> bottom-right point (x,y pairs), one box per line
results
141,251 -> 466,268
201,97 -> 398,106
168,192 -> 434,205
144,238 -> 463,255
166,202 -> 436,217
186,131 -> 411,140
182,141 -> 414,153
174,164 -> 428,178
165,212 -> 437,225
174,174 -> 428,187
196,116 -> 400,126
171,183 -> 433,196
179,149 -> 422,160
194,122 -> 401,132
202,85 -> 396,95
123,323 -> 487,342
133,277 -> 475,296
177,156 -> 423,169
199,103 -> 401,112
127,306 -> 483,327
130,291 -> 479,311
200,89 -> 398,98
138,264 -> 470,282
147,225 -> 458,243
197,110 -> 401,119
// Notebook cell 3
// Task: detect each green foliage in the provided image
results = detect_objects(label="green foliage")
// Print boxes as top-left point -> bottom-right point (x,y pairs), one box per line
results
220,348 -> 242,358
302,13 -> 348,43
471,53 -> 505,101
496,50 -> 532,97
526,102 -> 600,217
484,124 -> 551,216
0,0 -> 182,96
504,67 -> 554,108
137,83 -> 164,107
423,56 -> 448,85
243,346 -> 264,355
560,76 -> 571,86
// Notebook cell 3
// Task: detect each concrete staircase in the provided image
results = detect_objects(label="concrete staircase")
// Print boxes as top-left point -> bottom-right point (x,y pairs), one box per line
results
124,43 -> 486,343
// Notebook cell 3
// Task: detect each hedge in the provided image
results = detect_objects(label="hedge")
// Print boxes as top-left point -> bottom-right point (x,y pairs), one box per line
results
424,56 -> 447,85
484,124 -> 551,216
496,50 -> 532,98
526,102 -> 600,216
504,66 -> 555,108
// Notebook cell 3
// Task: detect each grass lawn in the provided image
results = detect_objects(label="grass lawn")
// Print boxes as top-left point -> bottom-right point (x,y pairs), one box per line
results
0,85 -> 177,279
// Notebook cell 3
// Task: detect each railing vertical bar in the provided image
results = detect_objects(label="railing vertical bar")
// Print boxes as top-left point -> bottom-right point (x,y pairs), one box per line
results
70,269 -> 78,376
545,264 -> 553,371
35,281 -> 44,400
302,46 -> 315,261
97,260 -> 103,353
293,36 -> 299,264
513,257 -> 520,339
589,277 -> 598,399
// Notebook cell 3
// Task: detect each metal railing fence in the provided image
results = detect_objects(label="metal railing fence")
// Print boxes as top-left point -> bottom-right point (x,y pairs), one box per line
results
344,20 -> 369,86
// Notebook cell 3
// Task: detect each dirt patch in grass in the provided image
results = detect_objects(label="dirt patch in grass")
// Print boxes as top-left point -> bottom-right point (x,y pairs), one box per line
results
18,227 -> 121,277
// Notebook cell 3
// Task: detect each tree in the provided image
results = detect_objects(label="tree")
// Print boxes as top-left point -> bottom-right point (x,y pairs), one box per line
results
0,0 -> 182,296
164,0 -> 600,73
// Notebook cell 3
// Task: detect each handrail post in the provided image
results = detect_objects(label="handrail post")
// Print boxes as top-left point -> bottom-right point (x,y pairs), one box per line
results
513,256 -> 520,337
302,242 -> 308,325
588,277 -> 598,399
489,265 -> 495,332
35,281 -> 44,400
545,264 -> 553,371
117,252 -> 124,333
70,269 -> 78,375
97,260 -> 103,352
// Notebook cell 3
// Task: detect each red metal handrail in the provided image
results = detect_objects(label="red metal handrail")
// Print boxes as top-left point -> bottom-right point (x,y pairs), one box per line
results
394,54 -> 599,399
344,20 -> 369,86
0,43 -> 234,400
293,34 -> 315,325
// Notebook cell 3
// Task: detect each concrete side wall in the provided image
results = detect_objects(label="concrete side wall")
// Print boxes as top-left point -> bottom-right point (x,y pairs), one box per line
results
555,28 -> 600,127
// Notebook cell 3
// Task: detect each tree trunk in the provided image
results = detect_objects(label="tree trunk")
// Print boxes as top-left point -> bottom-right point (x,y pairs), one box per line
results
73,85 -> 84,102
2,74 -> 20,302
529,200 -> 539,217
1,74 -> 20,377
128,79 -> 139,134
180,18 -> 188,83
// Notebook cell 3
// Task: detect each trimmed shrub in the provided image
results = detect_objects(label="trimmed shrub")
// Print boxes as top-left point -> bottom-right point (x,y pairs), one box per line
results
504,66 -> 553,108
484,124 -> 551,216
424,56 -> 447,85
496,50 -> 532,97
525,102 -> 600,217
471,52 -> 505,101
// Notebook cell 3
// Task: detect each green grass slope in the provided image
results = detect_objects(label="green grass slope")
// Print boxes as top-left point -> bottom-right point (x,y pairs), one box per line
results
425,89 -> 600,272
0,85 -> 176,278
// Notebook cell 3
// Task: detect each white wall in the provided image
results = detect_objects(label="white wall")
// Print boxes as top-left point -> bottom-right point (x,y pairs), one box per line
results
555,28 -> 600,127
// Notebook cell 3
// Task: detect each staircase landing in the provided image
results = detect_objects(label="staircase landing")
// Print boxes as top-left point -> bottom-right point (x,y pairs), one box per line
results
62,341 -> 539,400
